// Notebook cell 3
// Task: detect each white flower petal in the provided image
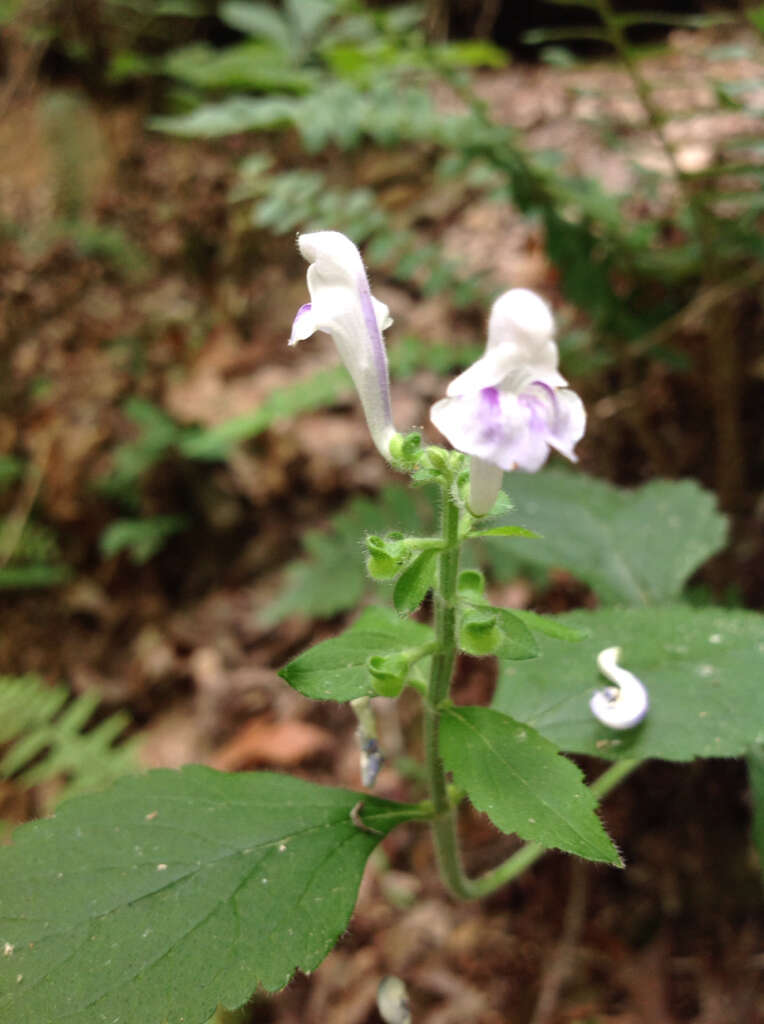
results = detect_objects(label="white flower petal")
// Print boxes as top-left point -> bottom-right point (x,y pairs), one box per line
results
372,296 -> 393,332
468,456 -> 503,516
485,288 -> 563,383
546,387 -> 586,460
298,230 -> 365,278
289,303 -> 317,346
294,231 -> 396,458
430,388 -> 527,472
487,288 -> 555,351
590,646 -> 649,730
446,349 -> 508,397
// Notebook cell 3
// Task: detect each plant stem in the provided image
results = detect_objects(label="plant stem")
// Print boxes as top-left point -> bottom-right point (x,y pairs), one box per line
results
423,488 -> 642,900
425,487 -> 474,898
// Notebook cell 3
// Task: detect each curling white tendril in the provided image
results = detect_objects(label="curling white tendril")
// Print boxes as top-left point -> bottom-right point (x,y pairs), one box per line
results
590,646 -> 649,730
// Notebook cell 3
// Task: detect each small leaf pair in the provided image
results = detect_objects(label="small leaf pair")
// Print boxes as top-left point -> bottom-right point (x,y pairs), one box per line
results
280,606 -> 434,702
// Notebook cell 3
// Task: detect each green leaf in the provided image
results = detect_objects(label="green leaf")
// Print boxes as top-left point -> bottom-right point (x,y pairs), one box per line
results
280,606 -> 434,701
494,608 -> 539,660
468,525 -> 540,540
487,471 -> 728,605
0,675 -> 138,808
162,42 -> 316,93
151,96 -> 297,138
509,608 -> 587,642
440,706 -> 620,864
218,1 -> 292,48
493,606 -> 764,762
0,454 -> 24,492
263,486 -> 429,624
393,549 -> 437,614
0,768 -> 421,1023
0,564 -> 71,589
748,4 -> 764,33
430,40 -> 508,70
100,515 -> 187,564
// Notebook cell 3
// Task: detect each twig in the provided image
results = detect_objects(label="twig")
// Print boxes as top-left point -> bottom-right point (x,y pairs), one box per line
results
528,858 -> 589,1024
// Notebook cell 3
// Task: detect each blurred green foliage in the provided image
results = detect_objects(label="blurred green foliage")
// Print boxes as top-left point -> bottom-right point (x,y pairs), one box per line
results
4,0 -> 762,577
265,469 -> 729,622
0,460 -> 70,591
145,0 -> 764,521
0,675 -> 139,814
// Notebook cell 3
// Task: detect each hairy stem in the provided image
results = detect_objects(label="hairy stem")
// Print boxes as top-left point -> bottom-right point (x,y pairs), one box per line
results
425,487 -> 474,898
423,482 -> 643,899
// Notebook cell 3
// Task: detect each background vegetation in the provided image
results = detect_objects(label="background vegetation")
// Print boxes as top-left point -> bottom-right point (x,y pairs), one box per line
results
1,1 -> 762,1021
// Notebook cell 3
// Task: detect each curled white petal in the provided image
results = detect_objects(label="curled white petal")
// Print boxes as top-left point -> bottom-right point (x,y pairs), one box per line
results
291,231 -> 396,458
590,646 -> 649,730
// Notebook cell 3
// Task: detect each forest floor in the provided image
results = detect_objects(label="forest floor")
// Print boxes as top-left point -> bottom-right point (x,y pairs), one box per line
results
1,23 -> 763,1024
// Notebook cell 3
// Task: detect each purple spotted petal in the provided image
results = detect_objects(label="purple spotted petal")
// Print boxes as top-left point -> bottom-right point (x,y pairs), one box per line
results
430,380 -> 585,474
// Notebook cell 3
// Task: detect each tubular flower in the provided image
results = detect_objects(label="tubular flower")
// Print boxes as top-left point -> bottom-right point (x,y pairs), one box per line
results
430,289 -> 586,514
290,230 -> 397,459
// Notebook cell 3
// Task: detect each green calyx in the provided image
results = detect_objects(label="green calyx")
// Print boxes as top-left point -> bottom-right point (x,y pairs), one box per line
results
365,530 -> 449,583
456,568 -> 486,600
389,431 -> 423,470
367,653 -> 409,697
367,642 -> 434,697
458,609 -> 503,656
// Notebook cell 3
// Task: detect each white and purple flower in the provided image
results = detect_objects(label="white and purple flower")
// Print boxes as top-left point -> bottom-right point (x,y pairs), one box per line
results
290,231 -> 397,459
430,288 -> 586,514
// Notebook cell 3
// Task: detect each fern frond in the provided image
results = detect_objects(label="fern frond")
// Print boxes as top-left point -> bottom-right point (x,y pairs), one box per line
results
0,676 -> 140,809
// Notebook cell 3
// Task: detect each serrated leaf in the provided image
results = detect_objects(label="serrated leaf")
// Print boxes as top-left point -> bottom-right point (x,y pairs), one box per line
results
393,549 -> 437,614
486,471 -> 728,604
280,606 -> 434,701
493,606 -> 764,762
440,706 -> 620,864
0,768 -> 421,1024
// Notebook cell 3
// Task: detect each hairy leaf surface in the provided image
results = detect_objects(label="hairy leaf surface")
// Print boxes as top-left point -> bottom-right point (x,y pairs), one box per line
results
441,706 -> 620,864
0,768 -> 420,1024
280,606 -> 433,701
493,606 -> 764,761
484,472 -> 727,604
